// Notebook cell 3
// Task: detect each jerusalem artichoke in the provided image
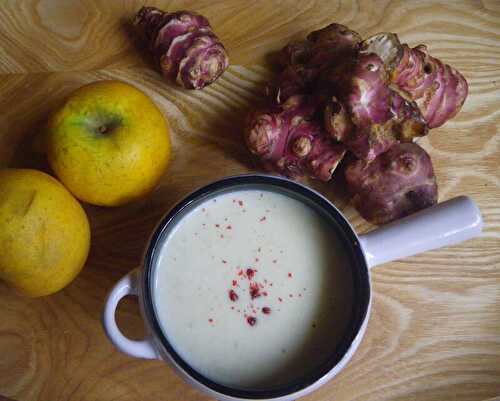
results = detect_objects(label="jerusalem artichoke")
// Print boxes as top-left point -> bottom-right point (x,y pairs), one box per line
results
133,7 -> 228,90
345,143 -> 438,224
361,33 -> 468,128
323,53 -> 428,161
245,95 -> 346,181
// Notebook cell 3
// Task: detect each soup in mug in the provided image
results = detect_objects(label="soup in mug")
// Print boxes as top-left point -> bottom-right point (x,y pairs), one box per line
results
153,189 -> 353,389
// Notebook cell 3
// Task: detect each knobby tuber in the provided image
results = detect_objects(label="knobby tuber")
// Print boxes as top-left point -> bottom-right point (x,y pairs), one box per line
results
244,22 -> 468,224
133,7 -> 229,90
345,143 -> 438,225
323,53 -> 428,161
360,33 -> 468,128
245,95 -> 346,181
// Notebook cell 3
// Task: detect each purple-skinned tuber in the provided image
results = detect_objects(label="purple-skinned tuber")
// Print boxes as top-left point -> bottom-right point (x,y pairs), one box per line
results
245,95 -> 346,181
323,53 -> 428,161
360,33 -> 468,128
133,7 -> 229,90
345,143 -> 438,224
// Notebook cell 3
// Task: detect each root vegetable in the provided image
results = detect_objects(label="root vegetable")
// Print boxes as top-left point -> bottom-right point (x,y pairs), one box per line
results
245,95 -> 346,181
345,143 -> 438,224
133,7 -> 228,90
324,53 -> 428,161
361,33 -> 468,128
307,23 -> 361,68
267,64 -> 319,103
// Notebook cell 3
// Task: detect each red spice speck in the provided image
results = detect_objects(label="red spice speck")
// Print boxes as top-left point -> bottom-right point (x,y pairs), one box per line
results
208,318 -> 214,323
247,316 -> 257,326
262,291 -> 268,297
259,216 -> 266,222
262,307 -> 271,315
238,200 -> 244,207
215,224 -> 220,228
278,297 -> 283,302
238,270 -> 244,276
258,283 -> 264,289
246,268 -> 255,279
222,260 -> 227,264
270,283 -> 273,287
232,280 -> 237,287
249,283 -> 261,299
226,225 -> 232,230
229,289 -> 238,302
288,272 -> 292,278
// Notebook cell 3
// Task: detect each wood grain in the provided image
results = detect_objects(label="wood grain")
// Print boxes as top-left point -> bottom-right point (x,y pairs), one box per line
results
0,1 -> 499,400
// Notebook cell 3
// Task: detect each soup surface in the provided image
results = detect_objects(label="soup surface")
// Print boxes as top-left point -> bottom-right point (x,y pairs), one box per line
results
154,189 -> 353,389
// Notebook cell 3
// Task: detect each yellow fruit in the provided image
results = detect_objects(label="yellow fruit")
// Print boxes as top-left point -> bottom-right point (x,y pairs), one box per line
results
46,80 -> 171,206
0,169 -> 90,297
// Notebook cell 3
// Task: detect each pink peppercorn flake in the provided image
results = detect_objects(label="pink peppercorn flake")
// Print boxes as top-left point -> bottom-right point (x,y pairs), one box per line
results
260,216 -> 266,222
249,283 -> 260,299
288,273 -> 292,278
208,318 -> 214,323
232,280 -> 237,286
229,290 -> 238,302
246,268 -> 255,279
263,291 -> 268,297
247,316 -> 256,326
238,200 -> 243,207
226,225 -> 232,230
262,307 -> 271,315
215,224 -> 220,228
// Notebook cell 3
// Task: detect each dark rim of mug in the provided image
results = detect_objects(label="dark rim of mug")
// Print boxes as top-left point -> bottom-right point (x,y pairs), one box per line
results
142,175 -> 370,399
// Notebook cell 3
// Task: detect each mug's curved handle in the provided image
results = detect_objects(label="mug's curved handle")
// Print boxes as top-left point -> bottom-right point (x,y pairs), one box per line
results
359,196 -> 483,269
102,269 -> 158,359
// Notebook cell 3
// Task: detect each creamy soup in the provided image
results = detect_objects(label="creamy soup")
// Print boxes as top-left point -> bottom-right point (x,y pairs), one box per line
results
153,189 -> 353,389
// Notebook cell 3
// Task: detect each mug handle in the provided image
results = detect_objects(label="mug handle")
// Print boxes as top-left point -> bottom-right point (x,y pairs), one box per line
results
102,269 -> 158,359
358,196 -> 483,269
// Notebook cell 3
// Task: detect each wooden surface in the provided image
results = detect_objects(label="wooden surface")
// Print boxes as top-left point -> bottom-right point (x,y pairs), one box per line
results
0,1 -> 499,400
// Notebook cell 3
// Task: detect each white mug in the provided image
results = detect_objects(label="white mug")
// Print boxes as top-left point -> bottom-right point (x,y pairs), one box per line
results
103,175 -> 483,401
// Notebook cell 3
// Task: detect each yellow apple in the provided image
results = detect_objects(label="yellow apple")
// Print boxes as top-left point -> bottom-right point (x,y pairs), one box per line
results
46,80 -> 171,206
0,169 -> 90,297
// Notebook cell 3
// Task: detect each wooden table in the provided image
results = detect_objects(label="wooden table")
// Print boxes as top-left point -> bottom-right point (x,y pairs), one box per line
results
0,1 -> 499,400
